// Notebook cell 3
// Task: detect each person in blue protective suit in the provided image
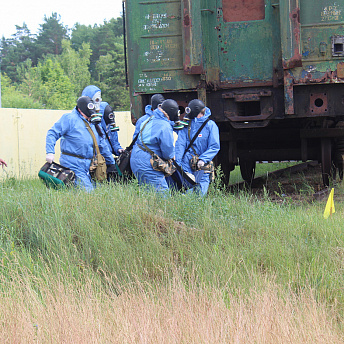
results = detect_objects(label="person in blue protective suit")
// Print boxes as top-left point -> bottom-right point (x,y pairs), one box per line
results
175,99 -> 220,196
82,85 -> 102,113
100,101 -> 124,156
45,96 -> 116,191
130,99 -> 179,193
132,93 -> 165,140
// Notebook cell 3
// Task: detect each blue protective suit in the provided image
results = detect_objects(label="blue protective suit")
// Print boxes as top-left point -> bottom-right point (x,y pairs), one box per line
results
130,108 -> 175,192
46,108 -> 115,191
132,105 -> 153,140
133,105 -> 178,141
82,85 -> 101,99
100,102 -> 123,155
175,107 -> 220,195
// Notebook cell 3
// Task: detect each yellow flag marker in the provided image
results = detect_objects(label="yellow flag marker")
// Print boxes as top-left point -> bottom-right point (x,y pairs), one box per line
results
323,188 -> 335,219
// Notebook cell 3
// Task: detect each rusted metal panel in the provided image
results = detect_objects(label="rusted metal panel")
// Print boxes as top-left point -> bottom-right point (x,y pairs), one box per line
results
282,5 -> 302,69
338,62 -> 344,78
280,0 -> 302,70
280,0 -> 302,115
197,87 -> 207,106
222,91 -> 272,101
222,89 -> 274,123
309,93 -> 328,115
126,0 -> 344,123
284,70 -> 295,114
222,0 -> 265,22
199,2 -> 219,86
283,0 -> 344,115
182,0 -> 203,74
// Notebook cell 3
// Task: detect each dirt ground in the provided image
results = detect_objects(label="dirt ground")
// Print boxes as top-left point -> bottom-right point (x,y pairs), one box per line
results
230,163 -> 342,204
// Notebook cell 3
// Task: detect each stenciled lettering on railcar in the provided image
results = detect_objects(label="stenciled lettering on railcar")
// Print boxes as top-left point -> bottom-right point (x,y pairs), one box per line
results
143,13 -> 170,30
142,38 -> 179,65
321,4 -> 342,21
137,73 -> 172,91
149,38 -> 178,50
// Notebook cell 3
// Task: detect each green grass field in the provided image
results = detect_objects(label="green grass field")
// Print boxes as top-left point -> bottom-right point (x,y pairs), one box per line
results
0,174 -> 343,341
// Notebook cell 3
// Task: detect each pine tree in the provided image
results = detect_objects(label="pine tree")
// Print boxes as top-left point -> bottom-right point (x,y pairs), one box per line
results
35,13 -> 69,58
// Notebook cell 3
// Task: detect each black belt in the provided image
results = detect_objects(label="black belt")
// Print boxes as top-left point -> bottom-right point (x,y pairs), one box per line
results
61,152 -> 92,160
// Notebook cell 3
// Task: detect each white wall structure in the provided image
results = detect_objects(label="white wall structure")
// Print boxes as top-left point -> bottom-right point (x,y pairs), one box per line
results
0,108 -> 134,179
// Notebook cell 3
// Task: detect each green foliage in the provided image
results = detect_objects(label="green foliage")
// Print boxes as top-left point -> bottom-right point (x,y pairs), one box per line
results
35,58 -> 75,109
1,72 -> 44,109
16,57 -> 75,109
16,59 -> 43,98
94,41 -> 130,110
0,14 -> 129,110
34,13 -> 69,57
58,40 -> 91,96
0,25 -> 36,82
71,20 -> 130,110
71,18 -> 125,78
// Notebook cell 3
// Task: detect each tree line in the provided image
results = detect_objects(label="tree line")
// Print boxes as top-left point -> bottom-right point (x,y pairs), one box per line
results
0,13 -> 129,111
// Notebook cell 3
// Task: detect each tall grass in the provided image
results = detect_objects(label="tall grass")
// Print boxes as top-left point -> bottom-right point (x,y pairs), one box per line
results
0,176 -> 343,341
0,266 -> 342,343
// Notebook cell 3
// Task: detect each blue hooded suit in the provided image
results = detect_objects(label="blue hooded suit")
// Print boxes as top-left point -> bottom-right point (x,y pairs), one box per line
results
82,85 -> 101,99
175,107 -> 220,195
130,108 -> 175,192
46,108 -> 115,191
132,105 -> 153,140
100,102 -> 123,155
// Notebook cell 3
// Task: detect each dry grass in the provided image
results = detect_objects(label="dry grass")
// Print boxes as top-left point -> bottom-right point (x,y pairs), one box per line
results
0,273 -> 342,344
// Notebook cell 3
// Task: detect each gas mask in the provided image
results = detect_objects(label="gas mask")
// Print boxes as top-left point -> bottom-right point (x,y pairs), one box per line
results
104,105 -> 119,132
161,99 -> 180,121
92,91 -> 102,113
178,106 -> 189,126
76,96 -> 102,124
183,106 -> 192,123
184,99 -> 205,120
151,93 -> 165,110
161,100 -> 185,130
173,110 -> 185,130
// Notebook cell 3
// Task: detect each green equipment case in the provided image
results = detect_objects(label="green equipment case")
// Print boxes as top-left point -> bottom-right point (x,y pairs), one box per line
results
38,162 -> 76,189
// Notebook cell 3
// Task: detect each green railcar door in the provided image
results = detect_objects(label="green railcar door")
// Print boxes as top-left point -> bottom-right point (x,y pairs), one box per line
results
203,0 -> 278,86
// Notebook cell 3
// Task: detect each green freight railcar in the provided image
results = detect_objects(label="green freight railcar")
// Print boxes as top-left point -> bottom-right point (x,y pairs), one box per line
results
124,0 -> 344,185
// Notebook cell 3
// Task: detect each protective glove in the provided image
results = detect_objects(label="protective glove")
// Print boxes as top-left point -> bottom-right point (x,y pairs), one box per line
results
46,153 -> 54,164
197,159 -> 205,169
118,148 -> 124,154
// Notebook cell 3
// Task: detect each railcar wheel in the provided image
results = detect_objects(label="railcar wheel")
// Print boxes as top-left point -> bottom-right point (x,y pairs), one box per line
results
239,158 -> 256,183
321,138 -> 333,186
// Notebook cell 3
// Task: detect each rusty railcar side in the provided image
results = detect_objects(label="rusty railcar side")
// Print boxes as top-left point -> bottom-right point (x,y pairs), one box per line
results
125,0 -> 344,185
